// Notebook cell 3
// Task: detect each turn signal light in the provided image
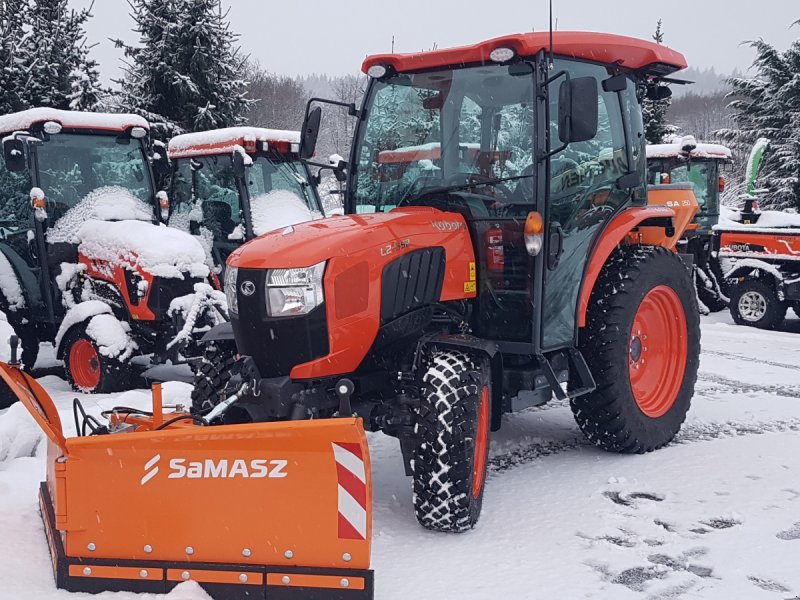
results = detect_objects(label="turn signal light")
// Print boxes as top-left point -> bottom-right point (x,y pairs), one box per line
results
661,173 -> 671,185
524,211 -> 544,256
719,176 -> 725,193
157,191 -> 169,221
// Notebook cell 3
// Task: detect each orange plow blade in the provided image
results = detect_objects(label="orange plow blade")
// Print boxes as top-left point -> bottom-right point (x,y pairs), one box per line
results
0,362 -> 374,599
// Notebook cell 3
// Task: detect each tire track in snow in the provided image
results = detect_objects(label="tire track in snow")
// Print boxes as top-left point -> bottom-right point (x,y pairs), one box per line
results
703,349 -> 799,371
488,417 -> 800,475
697,373 -> 800,399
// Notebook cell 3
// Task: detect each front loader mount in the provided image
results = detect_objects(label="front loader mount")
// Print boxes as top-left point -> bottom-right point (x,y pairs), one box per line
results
0,356 -> 374,599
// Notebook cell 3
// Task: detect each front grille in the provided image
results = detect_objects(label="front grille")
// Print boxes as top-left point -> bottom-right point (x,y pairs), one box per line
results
232,268 -> 329,378
147,276 -> 199,319
381,247 -> 445,323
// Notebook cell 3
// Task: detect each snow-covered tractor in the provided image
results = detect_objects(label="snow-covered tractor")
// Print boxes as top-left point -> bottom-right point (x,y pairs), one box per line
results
166,127 -> 324,278
0,108 -> 225,403
200,32 -> 702,532
647,136 -> 733,312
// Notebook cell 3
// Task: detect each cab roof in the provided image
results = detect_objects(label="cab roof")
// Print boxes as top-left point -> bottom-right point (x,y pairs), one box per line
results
647,142 -> 732,161
168,126 -> 301,159
362,31 -> 687,76
0,107 -> 149,135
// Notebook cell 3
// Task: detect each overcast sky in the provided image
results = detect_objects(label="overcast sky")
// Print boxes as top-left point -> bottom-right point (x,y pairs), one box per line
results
74,0 -> 798,81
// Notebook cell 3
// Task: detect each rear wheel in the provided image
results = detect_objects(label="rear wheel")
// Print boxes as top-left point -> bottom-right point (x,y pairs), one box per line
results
62,325 -> 132,393
412,349 -> 491,532
573,246 -> 700,453
695,260 -> 727,313
191,341 -> 237,414
729,279 -> 787,329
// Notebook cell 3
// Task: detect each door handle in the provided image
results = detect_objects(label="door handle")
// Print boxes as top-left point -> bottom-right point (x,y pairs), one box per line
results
547,222 -> 564,270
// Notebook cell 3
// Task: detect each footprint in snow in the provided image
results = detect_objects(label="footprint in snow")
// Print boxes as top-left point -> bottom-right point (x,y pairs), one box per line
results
748,575 -> 792,593
692,517 -> 742,534
611,566 -> 668,592
776,522 -> 800,541
603,490 -> 665,507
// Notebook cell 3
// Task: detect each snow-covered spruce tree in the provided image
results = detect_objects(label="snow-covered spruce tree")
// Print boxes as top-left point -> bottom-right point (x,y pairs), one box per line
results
642,19 -> 674,144
22,0 -> 101,110
0,0 -> 34,114
719,27 -> 800,212
117,0 -> 250,141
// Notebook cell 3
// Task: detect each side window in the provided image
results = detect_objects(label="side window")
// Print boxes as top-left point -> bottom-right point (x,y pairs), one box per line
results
0,156 -> 32,231
170,159 -> 195,210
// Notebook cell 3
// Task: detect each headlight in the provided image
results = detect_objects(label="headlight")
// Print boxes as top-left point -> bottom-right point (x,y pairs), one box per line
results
265,261 -> 325,317
224,265 -> 239,314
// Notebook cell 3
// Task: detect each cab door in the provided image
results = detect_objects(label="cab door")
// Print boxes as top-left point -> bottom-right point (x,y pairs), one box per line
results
540,60 -> 645,350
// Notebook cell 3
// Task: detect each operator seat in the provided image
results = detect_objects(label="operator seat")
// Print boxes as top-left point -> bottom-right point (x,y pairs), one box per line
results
201,200 -> 236,240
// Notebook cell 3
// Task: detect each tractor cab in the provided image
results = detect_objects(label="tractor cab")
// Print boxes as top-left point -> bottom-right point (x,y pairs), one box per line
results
167,127 -> 323,273
0,108 -> 165,332
343,37 -> 689,350
647,137 -> 732,232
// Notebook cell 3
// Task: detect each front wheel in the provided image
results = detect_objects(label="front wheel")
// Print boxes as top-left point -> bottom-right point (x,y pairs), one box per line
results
729,279 -> 787,330
191,341 -> 237,415
62,325 -> 133,393
573,246 -> 700,453
412,349 -> 491,533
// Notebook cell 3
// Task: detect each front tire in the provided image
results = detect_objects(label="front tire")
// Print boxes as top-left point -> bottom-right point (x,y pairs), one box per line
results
191,341 -> 237,414
412,350 -> 491,533
573,246 -> 700,453
729,279 -> 787,329
62,325 -> 132,393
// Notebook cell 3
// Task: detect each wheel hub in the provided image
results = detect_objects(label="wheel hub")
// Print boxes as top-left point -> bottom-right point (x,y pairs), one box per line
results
628,286 -> 688,418
738,291 -> 767,322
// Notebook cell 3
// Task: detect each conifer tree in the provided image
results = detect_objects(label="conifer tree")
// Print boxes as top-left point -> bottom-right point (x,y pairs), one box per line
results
23,0 -> 101,110
117,0 -> 250,140
720,23 -> 800,211
0,0 -> 35,114
642,19 -> 673,144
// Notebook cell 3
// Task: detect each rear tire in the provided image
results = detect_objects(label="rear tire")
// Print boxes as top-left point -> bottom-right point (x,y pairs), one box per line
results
412,349 -> 491,533
573,246 -> 700,453
62,325 -> 132,393
729,279 -> 787,330
191,341 -> 237,414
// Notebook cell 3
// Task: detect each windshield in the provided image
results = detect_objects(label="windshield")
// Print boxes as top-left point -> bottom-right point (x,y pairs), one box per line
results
351,63 -> 535,213
648,159 -> 719,214
36,133 -> 154,216
171,154 -> 318,241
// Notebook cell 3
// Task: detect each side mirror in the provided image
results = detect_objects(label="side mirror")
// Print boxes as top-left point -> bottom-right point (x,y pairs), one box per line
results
152,151 -> 170,177
300,106 -> 322,160
558,77 -> 599,144
646,85 -> 672,101
232,150 -> 247,179
333,159 -> 347,182
3,138 -> 27,172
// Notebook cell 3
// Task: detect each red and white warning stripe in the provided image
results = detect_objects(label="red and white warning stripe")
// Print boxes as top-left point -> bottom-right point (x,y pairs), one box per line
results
332,442 -> 367,540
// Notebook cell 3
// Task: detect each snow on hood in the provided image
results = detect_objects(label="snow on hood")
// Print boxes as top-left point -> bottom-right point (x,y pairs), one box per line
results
0,107 -> 148,134
76,220 -> 210,279
48,187 -> 154,243
716,205 -> 800,231
250,190 -> 319,237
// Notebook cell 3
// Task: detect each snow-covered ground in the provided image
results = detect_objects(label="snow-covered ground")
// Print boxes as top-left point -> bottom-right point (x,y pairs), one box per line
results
0,310 -> 798,599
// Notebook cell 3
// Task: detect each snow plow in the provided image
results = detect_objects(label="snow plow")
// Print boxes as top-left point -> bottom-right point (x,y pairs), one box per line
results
166,126 -> 324,276
0,108 -> 226,401
0,340 -> 374,598
647,136 -> 733,311
200,32 -> 702,532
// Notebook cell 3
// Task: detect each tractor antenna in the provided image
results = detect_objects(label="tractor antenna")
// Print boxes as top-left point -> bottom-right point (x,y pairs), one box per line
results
392,35 -> 395,53
549,0 -> 554,67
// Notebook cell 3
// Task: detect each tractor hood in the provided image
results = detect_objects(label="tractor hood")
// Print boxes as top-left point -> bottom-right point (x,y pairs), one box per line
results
229,207 -> 464,269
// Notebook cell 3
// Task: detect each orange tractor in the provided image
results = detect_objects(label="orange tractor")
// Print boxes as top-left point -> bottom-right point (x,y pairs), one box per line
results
201,32 -> 701,533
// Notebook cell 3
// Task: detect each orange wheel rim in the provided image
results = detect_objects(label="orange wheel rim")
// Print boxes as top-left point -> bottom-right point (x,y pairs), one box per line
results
472,385 -> 490,499
629,285 -> 687,418
69,339 -> 101,390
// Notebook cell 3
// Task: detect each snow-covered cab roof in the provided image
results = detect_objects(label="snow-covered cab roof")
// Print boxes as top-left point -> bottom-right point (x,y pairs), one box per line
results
647,139 -> 732,161
168,127 -> 301,159
0,107 -> 149,135
363,31 -> 687,76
